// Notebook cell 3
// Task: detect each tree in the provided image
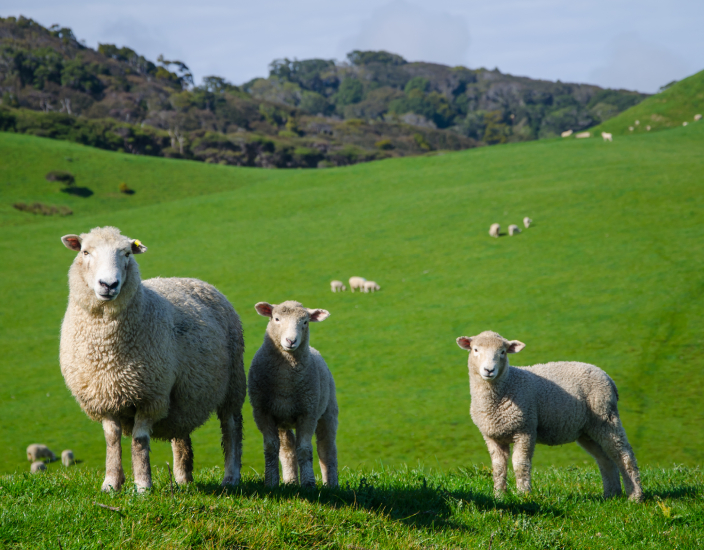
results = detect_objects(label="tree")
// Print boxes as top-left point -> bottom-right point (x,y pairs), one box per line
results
336,79 -> 364,106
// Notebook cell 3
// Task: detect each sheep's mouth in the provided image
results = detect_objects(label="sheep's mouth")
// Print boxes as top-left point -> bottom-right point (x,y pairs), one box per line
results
97,293 -> 117,301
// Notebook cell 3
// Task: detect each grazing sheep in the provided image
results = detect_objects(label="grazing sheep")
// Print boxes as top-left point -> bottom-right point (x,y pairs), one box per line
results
523,217 -> 532,229
601,132 -> 613,142
561,130 -> 573,138
456,331 -> 642,501
62,450 -> 75,467
646,125 -> 651,131
363,281 -> 381,293
249,301 -> 338,488
629,126 -> 634,131
31,461 -> 47,474
635,120 -> 640,126
27,444 -> 56,463
508,224 -> 521,236
683,122 -> 688,126
330,280 -> 346,292
349,276 -> 366,292
489,223 -> 500,238
695,114 -> 702,121
575,132 -> 590,138
59,226 -> 246,492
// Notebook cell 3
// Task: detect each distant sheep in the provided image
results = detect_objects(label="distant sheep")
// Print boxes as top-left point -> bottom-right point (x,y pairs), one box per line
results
62,450 -> 75,467
489,223 -> 500,238
646,125 -> 651,131
635,120 -> 640,125
349,276 -> 366,292
601,132 -> 613,142
523,217 -> 532,229
683,122 -> 688,126
330,280 -> 346,293
561,130 -> 573,138
456,330 -> 643,501
27,444 -> 56,463
363,281 -> 380,293
575,132 -> 590,138
31,461 -> 47,474
508,224 -> 521,236
695,114 -> 702,121
629,126 -> 634,131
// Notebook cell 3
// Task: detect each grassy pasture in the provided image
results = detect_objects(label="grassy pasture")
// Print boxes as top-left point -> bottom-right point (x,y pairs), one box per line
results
0,118 -> 703,484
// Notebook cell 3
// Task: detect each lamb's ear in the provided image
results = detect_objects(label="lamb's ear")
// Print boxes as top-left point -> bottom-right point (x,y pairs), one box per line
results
507,340 -> 525,353
61,234 -> 82,251
456,336 -> 473,351
255,302 -> 274,317
130,239 -> 147,254
308,308 -> 330,322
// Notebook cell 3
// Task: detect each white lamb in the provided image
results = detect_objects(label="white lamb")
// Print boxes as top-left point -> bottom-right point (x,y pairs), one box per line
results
59,226 -> 246,492
62,450 -> 75,467
363,281 -> 380,293
31,461 -> 47,474
575,132 -> 590,138
456,330 -> 642,501
561,130 -> 573,138
601,132 -> 613,142
629,126 -> 634,131
27,444 -> 56,463
249,301 -> 338,488
523,217 -> 532,229
330,280 -> 346,292
508,224 -> 521,236
489,223 -> 500,238
349,276 -> 366,292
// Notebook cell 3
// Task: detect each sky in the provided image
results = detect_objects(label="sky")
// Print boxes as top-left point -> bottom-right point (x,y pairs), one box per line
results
3,0 -> 703,93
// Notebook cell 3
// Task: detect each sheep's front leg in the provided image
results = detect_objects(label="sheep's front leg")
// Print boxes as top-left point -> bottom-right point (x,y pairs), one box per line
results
171,435 -> 194,485
279,429 -> 298,484
484,436 -> 510,496
512,433 -> 536,493
101,416 -> 125,492
253,411 -> 281,487
131,415 -> 154,493
295,418 -> 318,487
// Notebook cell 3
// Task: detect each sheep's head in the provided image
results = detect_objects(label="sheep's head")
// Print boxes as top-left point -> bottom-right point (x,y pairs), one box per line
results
456,331 -> 525,381
61,226 -> 146,303
255,300 -> 329,353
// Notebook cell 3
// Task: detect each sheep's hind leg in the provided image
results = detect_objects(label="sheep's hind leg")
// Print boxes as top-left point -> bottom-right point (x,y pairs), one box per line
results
577,434 -> 621,498
101,416 -> 126,492
219,410 -> 243,486
171,435 -> 194,484
512,434 -> 535,493
131,416 -> 154,493
315,407 -> 338,487
591,422 -> 643,502
484,436 -> 510,497
279,429 -> 298,484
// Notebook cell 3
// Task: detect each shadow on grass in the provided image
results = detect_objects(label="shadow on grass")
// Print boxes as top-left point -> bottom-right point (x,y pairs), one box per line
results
61,186 -> 93,197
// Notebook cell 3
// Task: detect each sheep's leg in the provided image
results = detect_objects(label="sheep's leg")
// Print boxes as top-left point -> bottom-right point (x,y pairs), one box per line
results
219,410 -> 243,486
591,422 -> 643,502
131,415 -> 154,493
101,416 -> 125,492
295,419 -> 318,487
484,437 -> 510,496
254,411 -> 281,487
171,436 -> 194,485
577,434 -> 621,498
315,406 -> 338,487
512,434 -> 535,493
279,429 -> 298,484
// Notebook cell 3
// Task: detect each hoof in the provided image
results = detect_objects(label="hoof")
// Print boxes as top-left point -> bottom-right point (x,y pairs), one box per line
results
221,475 -> 240,486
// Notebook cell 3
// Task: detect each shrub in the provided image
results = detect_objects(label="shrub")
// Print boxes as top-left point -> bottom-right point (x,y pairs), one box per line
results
413,133 -> 432,151
13,202 -> 72,216
45,171 -> 75,185
375,139 -> 394,150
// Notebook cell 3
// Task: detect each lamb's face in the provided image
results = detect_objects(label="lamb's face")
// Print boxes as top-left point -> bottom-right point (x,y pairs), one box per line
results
62,227 -> 146,302
255,300 -> 330,352
456,331 -> 525,381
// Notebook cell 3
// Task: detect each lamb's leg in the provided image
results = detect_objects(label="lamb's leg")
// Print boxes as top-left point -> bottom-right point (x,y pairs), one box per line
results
295,418 -> 318,487
591,422 -> 643,502
577,434 -> 621,498
315,404 -> 339,487
101,416 -> 125,492
254,411 -> 280,487
171,436 -> 194,485
484,437 -> 510,496
219,410 -> 243,486
512,434 -> 535,493
131,415 -> 154,493
279,429 -> 298,484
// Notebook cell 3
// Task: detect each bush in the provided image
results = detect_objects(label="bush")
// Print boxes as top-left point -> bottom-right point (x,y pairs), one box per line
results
375,139 -> 394,150
413,133 -> 432,151
45,170 -> 75,185
13,202 -> 72,216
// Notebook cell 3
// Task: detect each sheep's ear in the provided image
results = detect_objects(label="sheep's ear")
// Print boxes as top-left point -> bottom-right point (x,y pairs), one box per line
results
61,234 -> 82,251
130,239 -> 147,254
308,309 -> 330,322
456,336 -> 473,351
507,340 -> 525,353
255,302 -> 274,317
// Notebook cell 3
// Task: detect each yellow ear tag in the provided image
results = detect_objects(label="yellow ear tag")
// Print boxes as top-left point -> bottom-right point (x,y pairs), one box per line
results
134,239 -> 141,247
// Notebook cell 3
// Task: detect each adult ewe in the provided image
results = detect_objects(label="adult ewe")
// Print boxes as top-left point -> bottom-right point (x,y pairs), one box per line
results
59,226 -> 246,492
249,301 -> 338,488
363,281 -> 380,293
349,276 -> 366,292
330,280 -> 346,292
27,444 -> 56,463
489,224 -> 500,238
508,225 -> 521,236
456,331 -> 642,502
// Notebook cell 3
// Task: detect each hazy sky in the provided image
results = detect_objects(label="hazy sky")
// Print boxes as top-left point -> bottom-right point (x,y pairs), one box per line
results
4,0 -> 703,93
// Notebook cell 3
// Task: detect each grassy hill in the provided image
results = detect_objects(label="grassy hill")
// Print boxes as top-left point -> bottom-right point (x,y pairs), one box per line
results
0,119 -> 703,486
591,70 -> 704,136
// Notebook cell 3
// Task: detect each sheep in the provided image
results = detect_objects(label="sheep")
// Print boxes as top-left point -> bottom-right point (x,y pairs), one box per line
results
635,120 -> 640,126
646,125 -> 651,131
489,223 -> 500,238
601,132 -> 613,142
363,281 -> 381,293
629,126 -> 634,131
508,224 -> 521,236
523,217 -> 532,229
330,280 -> 346,292
59,226 -> 246,492
695,114 -> 702,121
349,276 -> 366,292
575,132 -> 590,138
249,300 -> 338,488
561,130 -> 573,138
62,450 -> 75,467
683,122 -> 688,126
456,331 -> 642,502
27,444 -> 56,463
31,461 -> 47,474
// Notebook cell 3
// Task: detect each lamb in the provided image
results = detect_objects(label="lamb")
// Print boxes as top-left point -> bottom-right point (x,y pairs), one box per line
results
59,226 -> 246,492
489,223 -> 500,238
248,301 -> 338,488
27,444 -> 56,463
646,125 -> 651,131
349,276 -> 366,292
561,130 -> 573,138
363,281 -> 380,293
629,126 -> 634,131
683,122 -> 688,126
62,450 -> 75,467
508,224 -> 521,236
695,114 -> 702,121
601,132 -> 613,142
330,280 -> 346,292
31,461 -> 47,474
523,217 -> 532,229
456,330 -> 643,502
575,132 -> 590,138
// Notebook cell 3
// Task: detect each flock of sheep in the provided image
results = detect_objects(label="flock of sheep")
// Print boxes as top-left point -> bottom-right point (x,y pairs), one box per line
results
561,113 -> 702,141
39,225 -> 643,502
26,444 -> 74,473
489,216 -> 532,238
330,276 -> 380,293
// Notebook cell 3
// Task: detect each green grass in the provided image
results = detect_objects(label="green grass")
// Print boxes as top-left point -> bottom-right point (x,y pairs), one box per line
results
591,69 -> 704,136
0,118 -> 703,484
1,465 -> 701,549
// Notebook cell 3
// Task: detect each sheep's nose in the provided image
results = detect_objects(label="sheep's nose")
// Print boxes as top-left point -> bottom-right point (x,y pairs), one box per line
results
286,337 -> 296,345
99,280 -> 120,291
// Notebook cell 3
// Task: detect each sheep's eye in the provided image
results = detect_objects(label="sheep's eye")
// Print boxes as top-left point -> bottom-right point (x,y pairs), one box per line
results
304,320 -> 308,325
125,252 -> 131,257
83,251 -> 89,256
275,317 -> 279,322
